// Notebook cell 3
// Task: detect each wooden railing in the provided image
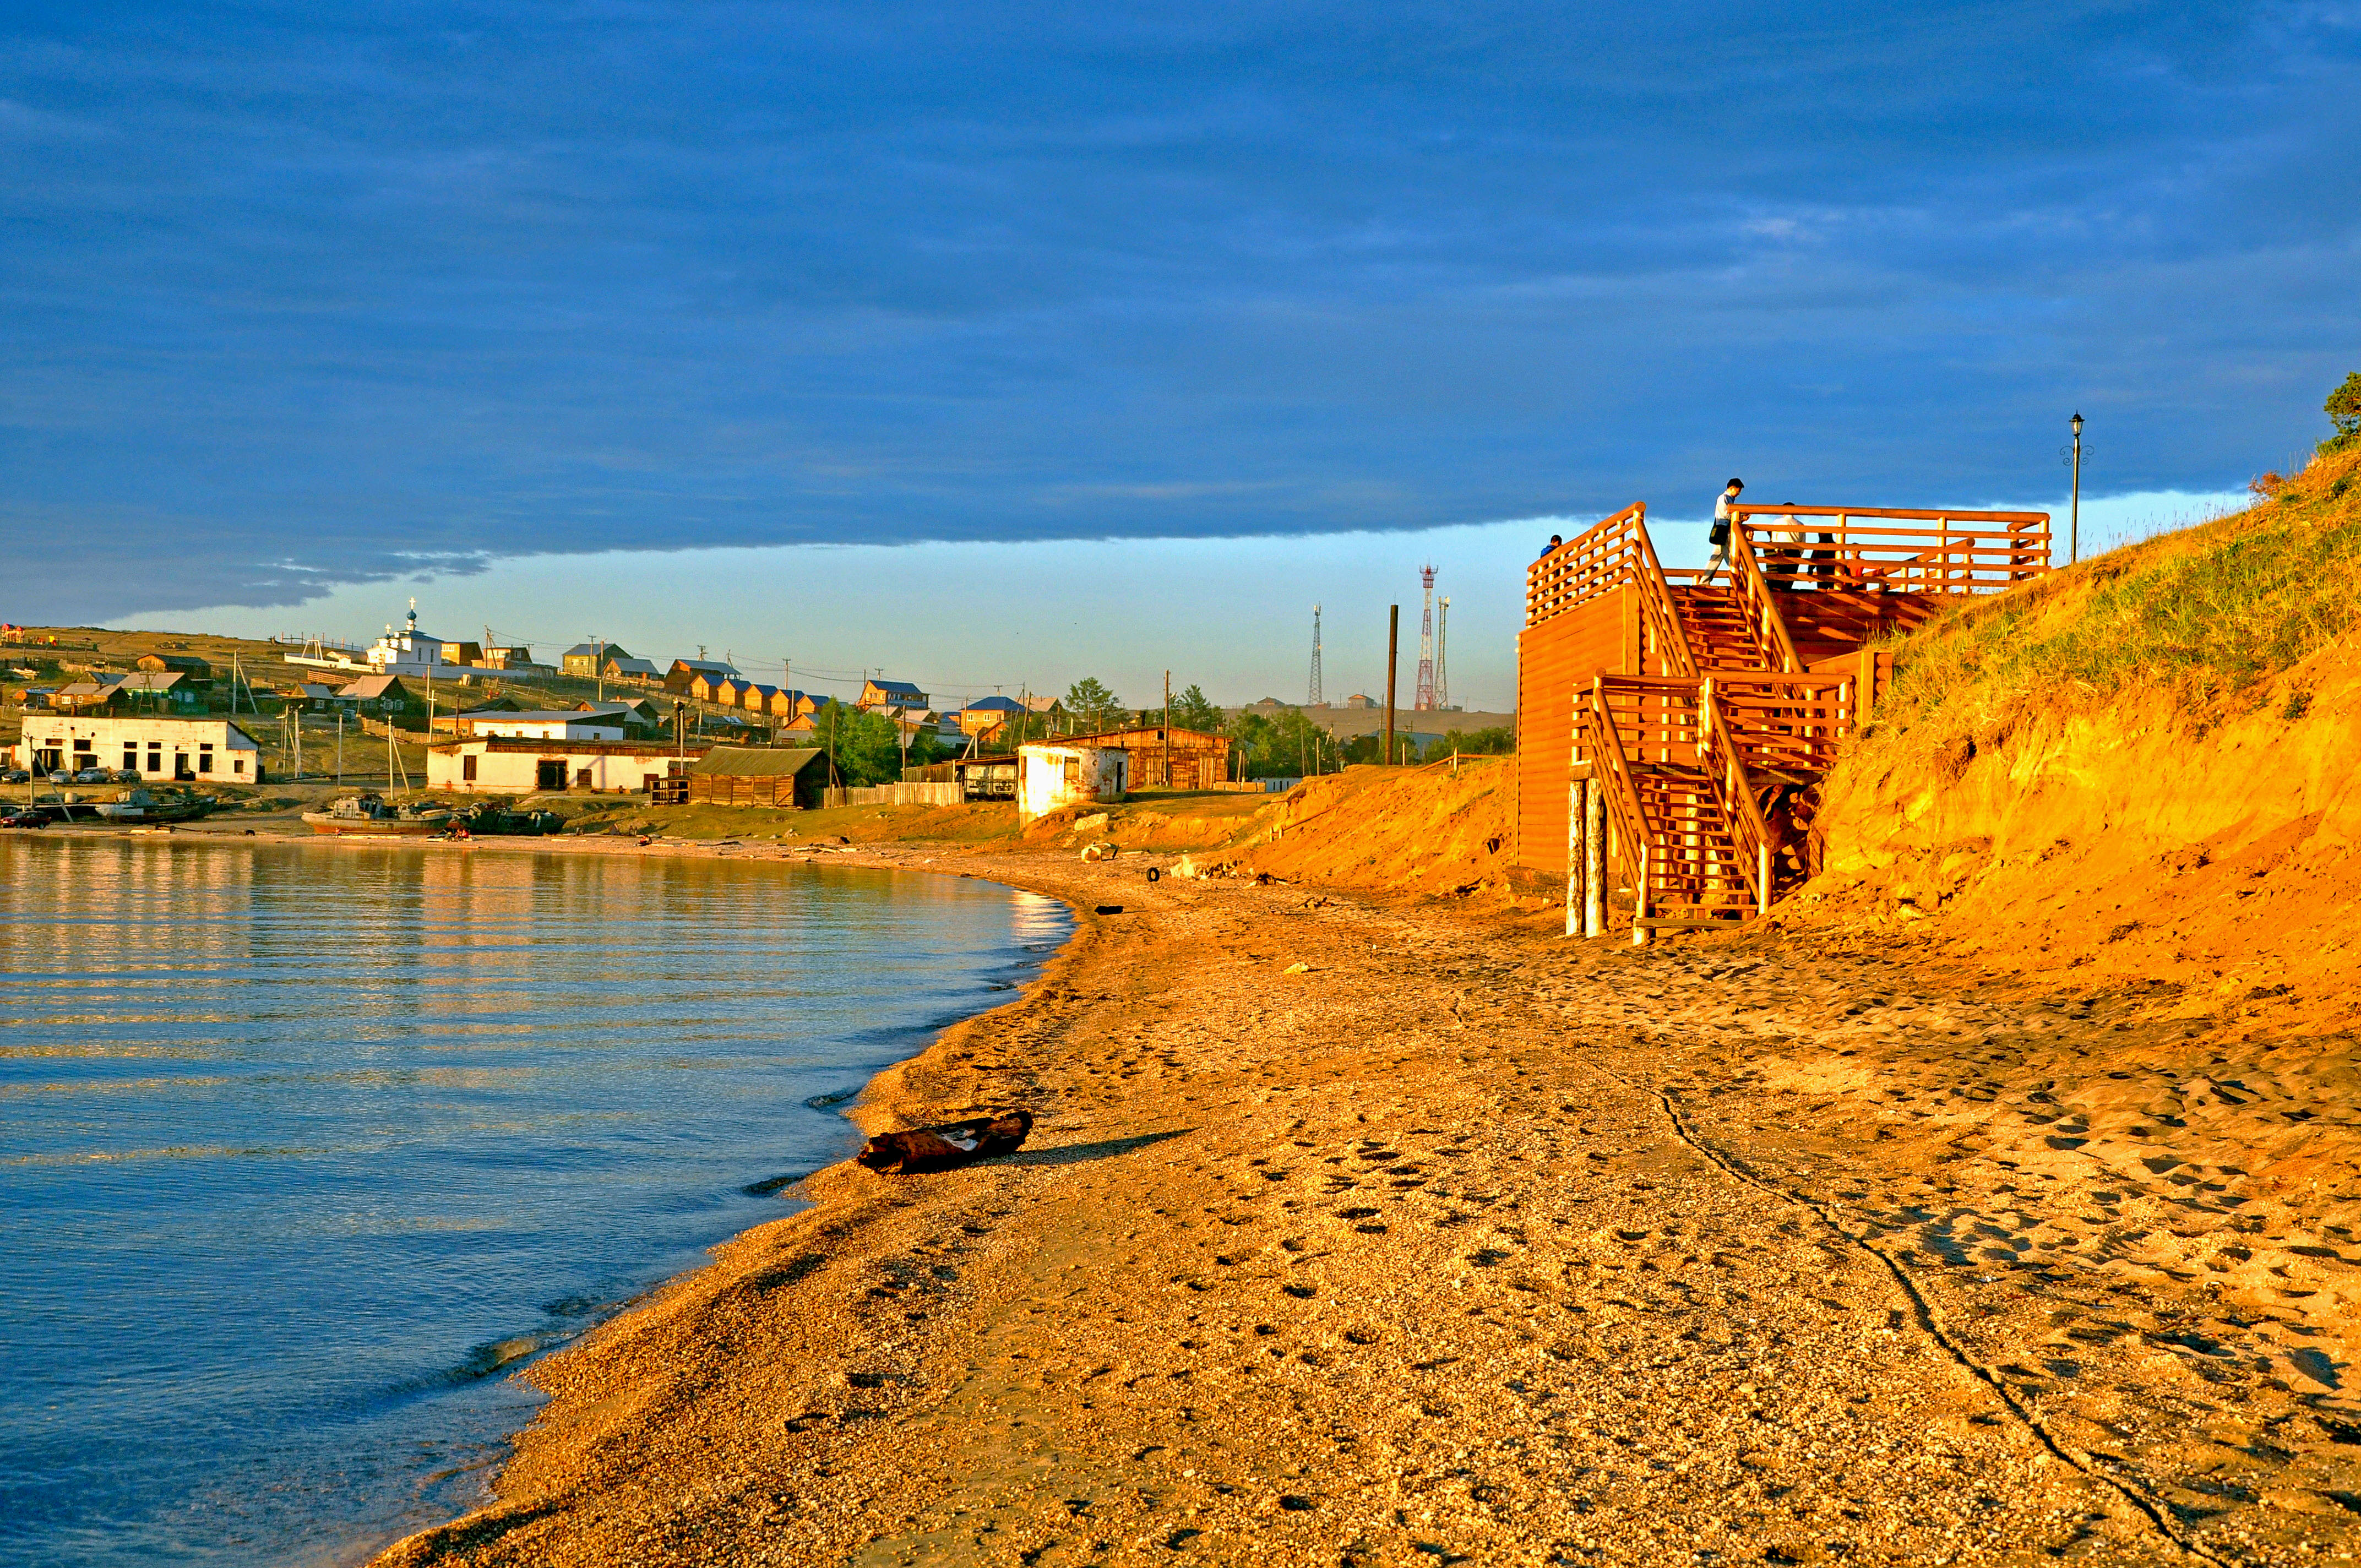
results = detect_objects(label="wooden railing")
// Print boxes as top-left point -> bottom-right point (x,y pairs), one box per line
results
1707,672 -> 1857,780
1699,684 -> 1776,913
1732,507 -> 2050,596
1723,527 -> 1804,673
1527,503 -> 1647,625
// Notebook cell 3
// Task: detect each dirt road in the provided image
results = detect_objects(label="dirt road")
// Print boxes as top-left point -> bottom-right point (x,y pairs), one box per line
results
377,842 -> 2361,1567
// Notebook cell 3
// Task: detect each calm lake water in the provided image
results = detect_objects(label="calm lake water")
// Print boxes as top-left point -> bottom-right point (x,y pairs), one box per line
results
0,837 -> 1066,1567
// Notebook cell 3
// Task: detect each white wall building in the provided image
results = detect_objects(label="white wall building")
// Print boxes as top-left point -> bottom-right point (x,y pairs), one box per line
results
13,716 -> 264,783
366,600 -> 464,678
427,738 -> 694,794
1015,743 -> 1128,821
456,712 -> 625,742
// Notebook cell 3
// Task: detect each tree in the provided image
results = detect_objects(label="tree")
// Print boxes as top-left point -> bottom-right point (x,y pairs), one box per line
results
1171,683 -> 1222,732
1064,677 -> 1119,732
2325,372 -> 2361,455
823,707 -> 905,786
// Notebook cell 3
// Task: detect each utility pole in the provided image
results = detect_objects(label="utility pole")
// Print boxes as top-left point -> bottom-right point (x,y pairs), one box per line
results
2068,411 -> 2085,565
336,711 -> 344,783
1384,604 -> 1400,766
593,636 -> 605,702
1163,669 -> 1171,789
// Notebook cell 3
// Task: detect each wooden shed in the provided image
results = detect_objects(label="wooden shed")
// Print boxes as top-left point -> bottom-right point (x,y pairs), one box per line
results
1060,725 -> 1233,790
683,746 -> 829,809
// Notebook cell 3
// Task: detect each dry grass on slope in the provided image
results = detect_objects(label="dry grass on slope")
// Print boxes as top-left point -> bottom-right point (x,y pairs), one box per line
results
1860,440 -> 2361,769
1247,759 -> 1521,902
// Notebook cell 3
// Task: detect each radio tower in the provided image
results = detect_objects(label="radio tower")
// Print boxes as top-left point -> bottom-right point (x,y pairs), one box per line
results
1434,596 -> 1450,710
1307,605 -> 1324,707
1413,565 -> 1438,710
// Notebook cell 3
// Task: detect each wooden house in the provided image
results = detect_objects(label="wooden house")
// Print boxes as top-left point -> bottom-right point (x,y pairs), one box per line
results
666,657 -> 739,695
1058,724 -> 1232,790
682,746 -> 829,808
1521,501 -> 2048,936
858,678 -> 927,712
137,653 -> 213,680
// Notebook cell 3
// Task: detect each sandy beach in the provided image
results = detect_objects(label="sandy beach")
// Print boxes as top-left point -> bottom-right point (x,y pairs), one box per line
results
264,820 -> 2361,1568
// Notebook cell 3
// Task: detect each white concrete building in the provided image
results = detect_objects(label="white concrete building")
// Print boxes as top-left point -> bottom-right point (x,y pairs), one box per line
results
427,737 -> 697,794
454,711 -> 625,742
13,716 -> 264,783
1015,743 -> 1128,821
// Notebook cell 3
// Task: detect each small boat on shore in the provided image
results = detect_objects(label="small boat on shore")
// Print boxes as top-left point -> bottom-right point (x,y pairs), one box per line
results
302,794 -> 454,836
96,788 -> 219,824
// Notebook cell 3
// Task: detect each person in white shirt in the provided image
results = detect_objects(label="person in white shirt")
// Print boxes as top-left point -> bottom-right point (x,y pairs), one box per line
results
1702,478 -> 1743,584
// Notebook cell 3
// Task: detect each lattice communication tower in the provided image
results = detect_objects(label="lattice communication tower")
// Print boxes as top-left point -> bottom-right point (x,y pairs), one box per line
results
1307,604 -> 1323,706
1434,596 -> 1450,710
1413,565 -> 1438,710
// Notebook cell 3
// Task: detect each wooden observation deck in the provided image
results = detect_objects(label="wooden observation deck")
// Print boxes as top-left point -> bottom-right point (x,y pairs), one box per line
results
1516,502 -> 2049,939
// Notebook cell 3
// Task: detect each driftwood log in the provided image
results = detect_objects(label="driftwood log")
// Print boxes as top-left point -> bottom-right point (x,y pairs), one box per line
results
855,1110 -> 1033,1174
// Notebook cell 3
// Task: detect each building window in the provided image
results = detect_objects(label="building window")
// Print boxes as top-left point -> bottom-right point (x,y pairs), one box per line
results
148,748 -> 162,773
233,758 -> 246,774
198,747 -> 214,774
123,745 -> 138,770
461,754 -> 477,782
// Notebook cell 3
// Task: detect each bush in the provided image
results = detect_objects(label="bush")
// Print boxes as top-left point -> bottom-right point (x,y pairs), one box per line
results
2324,371 -> 2361,456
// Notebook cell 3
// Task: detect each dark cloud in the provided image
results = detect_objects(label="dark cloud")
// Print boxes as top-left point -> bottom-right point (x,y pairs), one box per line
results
2,1 -> 2356,615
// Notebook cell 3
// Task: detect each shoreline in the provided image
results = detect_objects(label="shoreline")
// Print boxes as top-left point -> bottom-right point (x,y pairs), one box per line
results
21,820 -> 2358,1562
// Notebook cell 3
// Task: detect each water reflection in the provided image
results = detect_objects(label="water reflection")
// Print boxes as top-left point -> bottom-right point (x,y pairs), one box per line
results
0,837 -> 1064,1566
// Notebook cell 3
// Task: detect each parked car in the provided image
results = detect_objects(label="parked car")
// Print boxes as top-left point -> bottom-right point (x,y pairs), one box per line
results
72,767 -> 110,784
0,810 -> 46,829
0,768 -> 28,784
113,767 -> 142,783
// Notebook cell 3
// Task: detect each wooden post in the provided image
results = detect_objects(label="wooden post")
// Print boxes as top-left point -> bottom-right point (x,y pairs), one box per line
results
1384,606 -> 1399,765
1565,768 -> 1584,938
1631,840 -> 1651,947
1758,842 -> 1772,917
1584,780 -> 1606,938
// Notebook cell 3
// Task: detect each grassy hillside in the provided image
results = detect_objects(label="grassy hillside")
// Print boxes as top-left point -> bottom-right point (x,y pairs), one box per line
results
1860,440 -> 2361,770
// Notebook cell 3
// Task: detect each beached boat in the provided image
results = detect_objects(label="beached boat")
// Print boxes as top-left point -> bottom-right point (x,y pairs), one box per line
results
301,794 -> 454,836
95,789 -> 219,824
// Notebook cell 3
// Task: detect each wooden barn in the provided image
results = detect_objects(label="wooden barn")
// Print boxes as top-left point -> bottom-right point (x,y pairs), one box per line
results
1520,502 -> 2048,935
1060,725 -> 1233,790
682,746 -> 829,808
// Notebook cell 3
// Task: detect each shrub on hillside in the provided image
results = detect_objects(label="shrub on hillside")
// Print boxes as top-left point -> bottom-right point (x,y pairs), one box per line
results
2324,371 -> 2361,456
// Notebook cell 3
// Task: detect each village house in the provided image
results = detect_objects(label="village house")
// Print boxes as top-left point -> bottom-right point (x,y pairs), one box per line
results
602,655 -> 663,685
575,698 -> 665,736
680,746 -> 830,808
136,653 -> 213,680
955,695 -> 1025,736
665,657 -> 739,695
475,643 -> 537,671
336,674 -> 420,718
690,671 -> 738,705
13,715 -> 264,783
109,671 -> 206,713
1062,724 -> 1234,790
288,682 -> 341,712
561,642 -> 630,678
426,737 -> 702,795
50,674 -> 127,713
858,678 -> 927,712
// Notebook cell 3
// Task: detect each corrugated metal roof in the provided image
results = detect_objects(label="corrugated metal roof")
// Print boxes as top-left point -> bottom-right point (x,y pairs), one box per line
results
684,746 -> 826,777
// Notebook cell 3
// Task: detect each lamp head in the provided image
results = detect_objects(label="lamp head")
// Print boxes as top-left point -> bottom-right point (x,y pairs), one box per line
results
2070,411 -> 2083,437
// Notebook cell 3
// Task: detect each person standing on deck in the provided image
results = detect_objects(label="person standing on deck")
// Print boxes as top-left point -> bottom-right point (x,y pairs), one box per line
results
1701,478 -> 1743,584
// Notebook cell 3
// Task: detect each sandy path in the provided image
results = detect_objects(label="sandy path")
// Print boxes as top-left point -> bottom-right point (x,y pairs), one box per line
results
358,842 -> 2358,1567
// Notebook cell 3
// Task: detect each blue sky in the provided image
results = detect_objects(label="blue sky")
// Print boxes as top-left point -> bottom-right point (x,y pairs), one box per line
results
11,2 -> 2360,699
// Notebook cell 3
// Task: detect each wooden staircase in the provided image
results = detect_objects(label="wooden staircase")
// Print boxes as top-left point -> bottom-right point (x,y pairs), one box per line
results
1522,499 -> 2048,936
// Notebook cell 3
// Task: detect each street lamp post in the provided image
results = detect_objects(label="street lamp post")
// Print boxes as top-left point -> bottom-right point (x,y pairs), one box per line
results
2069,412 -> 2083,565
